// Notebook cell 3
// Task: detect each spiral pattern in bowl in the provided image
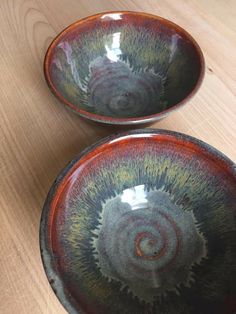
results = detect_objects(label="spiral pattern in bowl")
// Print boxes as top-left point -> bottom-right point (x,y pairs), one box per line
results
87,57 -> 166,117
40,130 -> 236,314
93,189 -> 206,301
46,12 -> 204,124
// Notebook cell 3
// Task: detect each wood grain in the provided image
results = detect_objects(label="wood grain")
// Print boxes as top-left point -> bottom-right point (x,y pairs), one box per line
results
0,1 -> 235,313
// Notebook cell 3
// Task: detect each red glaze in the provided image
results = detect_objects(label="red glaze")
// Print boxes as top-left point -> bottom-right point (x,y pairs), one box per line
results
40,129 -> 236,314
44,11 -> 205,125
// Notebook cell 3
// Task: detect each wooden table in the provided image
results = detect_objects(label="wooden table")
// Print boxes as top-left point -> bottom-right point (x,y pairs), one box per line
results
1,0 -> 235,313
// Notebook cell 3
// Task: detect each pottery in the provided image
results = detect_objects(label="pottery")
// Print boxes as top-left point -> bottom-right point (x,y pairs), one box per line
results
44,12 -> 205,125
40,129 -> 236,314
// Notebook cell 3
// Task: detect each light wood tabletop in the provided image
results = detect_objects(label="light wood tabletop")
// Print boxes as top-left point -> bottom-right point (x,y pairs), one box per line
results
0,0 -> 235,313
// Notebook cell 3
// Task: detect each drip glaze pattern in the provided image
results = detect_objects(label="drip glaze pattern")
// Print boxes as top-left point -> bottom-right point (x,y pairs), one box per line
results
40,130 -> 236,314
45,12 -> 204,124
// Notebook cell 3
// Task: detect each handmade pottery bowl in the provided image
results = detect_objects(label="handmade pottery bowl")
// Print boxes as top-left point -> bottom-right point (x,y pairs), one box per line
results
44,12 -> 204,125
40,129 -> 236,314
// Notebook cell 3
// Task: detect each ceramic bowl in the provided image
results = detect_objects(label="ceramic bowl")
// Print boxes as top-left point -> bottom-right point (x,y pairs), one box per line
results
40,129 -> 236,314
44,11 -> 205,125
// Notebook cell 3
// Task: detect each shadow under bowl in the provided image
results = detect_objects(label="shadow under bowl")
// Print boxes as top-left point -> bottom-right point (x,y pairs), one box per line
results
40,129 -> 236,314
44,11 -> 205,125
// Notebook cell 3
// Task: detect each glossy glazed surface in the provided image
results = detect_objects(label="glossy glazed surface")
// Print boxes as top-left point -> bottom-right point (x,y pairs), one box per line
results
44,12 -> 204,124
40,129 -> 236,314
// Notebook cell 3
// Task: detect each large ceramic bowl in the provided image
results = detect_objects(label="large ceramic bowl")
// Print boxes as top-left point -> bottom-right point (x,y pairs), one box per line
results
44,12 -> 204,125
40,129 -> 236,314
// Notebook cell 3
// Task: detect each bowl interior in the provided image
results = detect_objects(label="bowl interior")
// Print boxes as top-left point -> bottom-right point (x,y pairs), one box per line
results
46,12 -> 203,119
41,130 -> 236,314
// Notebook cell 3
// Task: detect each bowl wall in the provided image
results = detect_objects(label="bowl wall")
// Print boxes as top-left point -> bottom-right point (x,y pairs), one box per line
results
40,129 -> 236,314
45,12 -> 204,124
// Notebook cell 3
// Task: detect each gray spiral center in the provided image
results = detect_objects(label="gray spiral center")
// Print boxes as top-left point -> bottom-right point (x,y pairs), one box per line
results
87,56 -> 166,118
92,188 -> 207,302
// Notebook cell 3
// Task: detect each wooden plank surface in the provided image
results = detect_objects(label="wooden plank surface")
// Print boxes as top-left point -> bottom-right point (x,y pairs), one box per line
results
0,0 -> 235,313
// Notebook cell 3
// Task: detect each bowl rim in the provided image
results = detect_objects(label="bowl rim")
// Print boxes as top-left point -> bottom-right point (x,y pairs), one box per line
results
44,11 -> 205,125
40,128 -> 236,314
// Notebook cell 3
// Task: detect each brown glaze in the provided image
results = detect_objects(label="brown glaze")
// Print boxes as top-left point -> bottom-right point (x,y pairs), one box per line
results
40,129 -> 236,314
44,11 -> 205,125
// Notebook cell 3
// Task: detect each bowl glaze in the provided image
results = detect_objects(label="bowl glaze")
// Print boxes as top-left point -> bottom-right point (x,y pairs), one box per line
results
40,129 -> 236,314
44,12 -> 204,125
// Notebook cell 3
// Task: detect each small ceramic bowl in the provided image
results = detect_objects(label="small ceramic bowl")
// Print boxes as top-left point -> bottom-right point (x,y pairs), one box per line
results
40,129 -> 236,314
44,11 -> 205,125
